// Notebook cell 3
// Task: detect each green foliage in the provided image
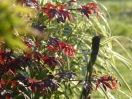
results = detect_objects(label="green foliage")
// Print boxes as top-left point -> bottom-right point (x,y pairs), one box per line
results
0,0 -> 30,49
98,1 -> 132,98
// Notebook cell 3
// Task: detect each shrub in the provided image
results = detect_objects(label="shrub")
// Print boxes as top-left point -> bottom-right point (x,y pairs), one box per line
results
0,0 -> 131,99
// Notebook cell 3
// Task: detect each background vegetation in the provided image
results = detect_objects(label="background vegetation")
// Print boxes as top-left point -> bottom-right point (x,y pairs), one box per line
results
82,0 -> 132,98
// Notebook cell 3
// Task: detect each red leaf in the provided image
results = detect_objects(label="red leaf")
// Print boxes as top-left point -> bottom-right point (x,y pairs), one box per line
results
5,96 -> 12,99
10,80 -> 17,87
1,78 -> 5,85
40,3 -> 73,22
41,56 -> 58,69
5,58 -> 21,76
111,81 -> 117,90
102,81 -> 113,90
28,78 -> 37,83
33,51 -> 43,61
78,2 -> 100,19
59,42 -> 75,57
95,84 -> 99,91
69,0 -> 76,2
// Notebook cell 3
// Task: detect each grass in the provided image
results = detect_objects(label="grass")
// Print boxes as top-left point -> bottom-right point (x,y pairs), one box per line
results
97,1 -> 132,99
78,0 -> 132,98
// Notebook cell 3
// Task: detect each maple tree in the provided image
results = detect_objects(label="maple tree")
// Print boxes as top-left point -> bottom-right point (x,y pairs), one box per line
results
0,0 -> 131,99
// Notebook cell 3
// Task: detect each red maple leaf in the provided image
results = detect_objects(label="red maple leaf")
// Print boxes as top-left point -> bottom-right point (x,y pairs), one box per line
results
95,76 -> 118,91
41,56 -> 58,69
59,42 -> 75,57
78,2 -> 100,18
40,3 -> 73,22
47,37 -> 75,57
